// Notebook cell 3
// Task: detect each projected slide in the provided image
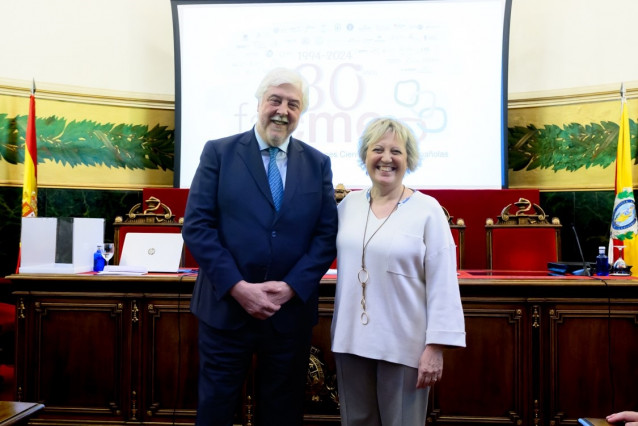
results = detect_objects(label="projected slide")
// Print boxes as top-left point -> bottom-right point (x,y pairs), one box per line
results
174,0 -> 509,189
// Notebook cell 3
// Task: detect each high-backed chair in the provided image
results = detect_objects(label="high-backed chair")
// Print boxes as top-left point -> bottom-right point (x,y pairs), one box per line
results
113,196 -> 197,268
485,198 -> 561,271
443,206 -> 466,270
328,184 -> 352,271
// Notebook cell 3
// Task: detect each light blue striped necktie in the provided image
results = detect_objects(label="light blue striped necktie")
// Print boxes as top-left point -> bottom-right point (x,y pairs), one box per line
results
267,147 -> 284,211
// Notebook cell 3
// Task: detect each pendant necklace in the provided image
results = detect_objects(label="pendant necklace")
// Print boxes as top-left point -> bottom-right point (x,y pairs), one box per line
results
358,185 -> 406,325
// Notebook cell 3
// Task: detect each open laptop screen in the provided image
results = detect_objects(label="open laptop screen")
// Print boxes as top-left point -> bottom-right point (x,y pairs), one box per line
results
119,233 -> 184,273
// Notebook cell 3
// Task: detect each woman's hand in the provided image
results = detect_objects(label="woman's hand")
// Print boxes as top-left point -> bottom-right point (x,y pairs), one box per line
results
416,344 -> 443,389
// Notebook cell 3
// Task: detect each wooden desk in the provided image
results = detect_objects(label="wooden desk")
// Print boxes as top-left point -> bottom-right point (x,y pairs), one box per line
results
6,273 -> 198,426
5,273 -> 638,426
309,273 -> 638,426
0,401 -> 44,425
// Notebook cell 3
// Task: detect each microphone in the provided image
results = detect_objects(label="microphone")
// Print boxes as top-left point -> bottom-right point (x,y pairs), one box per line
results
571,223 -> 591,276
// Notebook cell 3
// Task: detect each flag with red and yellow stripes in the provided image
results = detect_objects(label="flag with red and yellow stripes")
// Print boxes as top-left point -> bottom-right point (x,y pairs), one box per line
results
21,88 -> 37,217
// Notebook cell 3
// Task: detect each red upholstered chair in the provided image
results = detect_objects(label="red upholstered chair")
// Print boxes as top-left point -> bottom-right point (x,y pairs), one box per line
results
442,206 -> 466,270
485,198 -> 561,271
113,196 -> 197,268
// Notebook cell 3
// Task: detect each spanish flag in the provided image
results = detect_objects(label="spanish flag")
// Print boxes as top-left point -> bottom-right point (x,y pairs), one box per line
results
609,83 -> 638,276
21,81 -> 37,218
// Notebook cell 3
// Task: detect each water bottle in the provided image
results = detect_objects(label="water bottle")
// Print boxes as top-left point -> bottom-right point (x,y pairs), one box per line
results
595,246 -> 609,276
93,245 -> 106,272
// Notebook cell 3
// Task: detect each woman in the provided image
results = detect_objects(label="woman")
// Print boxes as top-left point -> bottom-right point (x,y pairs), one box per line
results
331,117 -> 466,426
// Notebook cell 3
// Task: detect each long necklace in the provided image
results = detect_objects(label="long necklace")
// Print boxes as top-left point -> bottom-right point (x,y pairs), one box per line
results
358,185 -> 406,325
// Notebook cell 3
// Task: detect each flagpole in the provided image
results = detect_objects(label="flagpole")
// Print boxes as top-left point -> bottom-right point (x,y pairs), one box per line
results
609,83 -> 625,267
616,82 -> 624,267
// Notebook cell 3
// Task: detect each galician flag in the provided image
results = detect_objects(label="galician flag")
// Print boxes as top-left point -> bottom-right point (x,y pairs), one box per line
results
21,80 -> 37,218
609,83 -> 638,275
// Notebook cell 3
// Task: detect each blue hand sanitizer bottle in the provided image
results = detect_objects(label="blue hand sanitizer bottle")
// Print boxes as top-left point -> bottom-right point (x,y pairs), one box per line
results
93,245 -> 105,272
595,246 -> 609,276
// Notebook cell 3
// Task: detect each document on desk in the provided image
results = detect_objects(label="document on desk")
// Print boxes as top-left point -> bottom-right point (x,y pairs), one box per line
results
98,265 -> 148,275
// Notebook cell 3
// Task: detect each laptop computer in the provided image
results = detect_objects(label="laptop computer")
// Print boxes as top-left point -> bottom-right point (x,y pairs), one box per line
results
119,232 -> 184,273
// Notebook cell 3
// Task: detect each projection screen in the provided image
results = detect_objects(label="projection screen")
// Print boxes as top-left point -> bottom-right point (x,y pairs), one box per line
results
172,0 -> 512,189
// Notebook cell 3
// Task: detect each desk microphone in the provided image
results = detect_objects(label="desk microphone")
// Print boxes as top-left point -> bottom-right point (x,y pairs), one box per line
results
572,223 -> 591,276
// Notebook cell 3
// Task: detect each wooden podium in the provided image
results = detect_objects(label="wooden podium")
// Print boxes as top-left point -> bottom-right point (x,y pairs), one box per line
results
5,272 -> 638,426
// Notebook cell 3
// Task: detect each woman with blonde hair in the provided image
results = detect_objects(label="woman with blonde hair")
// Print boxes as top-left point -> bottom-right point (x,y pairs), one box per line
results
331,117 -> 466,426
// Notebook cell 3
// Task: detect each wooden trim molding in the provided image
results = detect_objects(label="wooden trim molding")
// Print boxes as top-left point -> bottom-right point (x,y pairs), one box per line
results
0,78 -> 174,110
509,81 -> 638,109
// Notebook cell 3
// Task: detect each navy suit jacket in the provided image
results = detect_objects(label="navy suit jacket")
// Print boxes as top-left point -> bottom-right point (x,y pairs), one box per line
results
183,129 -> 338,333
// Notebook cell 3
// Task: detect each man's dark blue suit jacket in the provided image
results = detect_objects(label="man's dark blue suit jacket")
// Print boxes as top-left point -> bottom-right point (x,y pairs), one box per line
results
183,129 -> 338,333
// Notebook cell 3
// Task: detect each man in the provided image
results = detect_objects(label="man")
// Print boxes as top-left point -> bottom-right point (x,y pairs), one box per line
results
182,67 -> 338,426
